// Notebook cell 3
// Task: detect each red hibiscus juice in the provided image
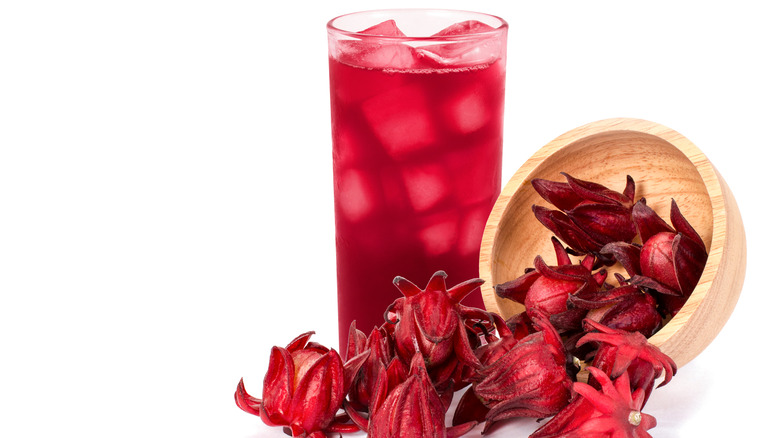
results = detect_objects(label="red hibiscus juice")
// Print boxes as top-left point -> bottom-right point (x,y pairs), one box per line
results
327,10 -> 508,351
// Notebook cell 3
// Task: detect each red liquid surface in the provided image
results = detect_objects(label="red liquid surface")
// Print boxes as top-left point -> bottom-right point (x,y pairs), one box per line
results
329,48 -> 505,351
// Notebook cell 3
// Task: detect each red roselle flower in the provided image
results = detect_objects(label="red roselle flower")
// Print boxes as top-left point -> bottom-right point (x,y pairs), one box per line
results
344,321 -> 407,411
578,319 -> 677,406
568,275 -> 662,339
235,331 -> 369,438
532,173 -> 637,261
454,311 -> 574,432
495,237 -> 607,331
346,352 -> 477,438
530,367 -> 657,438
384,270 -> 490,390
615,198 -> 708,316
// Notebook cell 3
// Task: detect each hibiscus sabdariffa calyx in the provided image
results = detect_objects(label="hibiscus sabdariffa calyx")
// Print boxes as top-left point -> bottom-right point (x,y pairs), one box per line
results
234,331 -> 369,438
384,270 -> 491,390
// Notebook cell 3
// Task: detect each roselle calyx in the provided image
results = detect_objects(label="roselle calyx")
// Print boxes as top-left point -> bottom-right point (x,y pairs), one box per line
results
344,322 -> 407,411
496,237 -> 607,331
628,198 -> 709,316
384,270 -> 489,390
235,331 -> 369,438
453,311 -> 574,433
347,352 -> 477,438
578,319 -> 676,406
530,367 -> 657,438
532,173 -> 637,261
569,275 -> 662,339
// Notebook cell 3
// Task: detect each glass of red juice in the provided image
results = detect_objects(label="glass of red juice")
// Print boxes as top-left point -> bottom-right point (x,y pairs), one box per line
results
327,9 -> 507,351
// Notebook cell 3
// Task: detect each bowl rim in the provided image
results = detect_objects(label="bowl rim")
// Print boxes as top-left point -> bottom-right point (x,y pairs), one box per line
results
479,117 -> 741,365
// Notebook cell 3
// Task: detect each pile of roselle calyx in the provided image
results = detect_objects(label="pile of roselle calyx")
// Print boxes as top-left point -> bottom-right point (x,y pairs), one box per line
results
235,173 -> 708,438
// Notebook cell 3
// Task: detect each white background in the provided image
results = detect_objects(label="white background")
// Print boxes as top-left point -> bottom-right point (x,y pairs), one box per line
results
1,1 -> 777,437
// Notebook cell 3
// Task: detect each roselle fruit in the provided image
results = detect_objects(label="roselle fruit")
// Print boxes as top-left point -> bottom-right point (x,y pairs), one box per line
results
496,237 -> 607,331
344,321 -> 407,411
628,198 -> 708,316
578,319 -> 676,406
569,275 -> 662,339
347,352 -> 477,438
453,311 -> 574,433
235,331 -> 369,438
530,367 -> 657,438
384,270 -> 490,390
532,173 -> 637,261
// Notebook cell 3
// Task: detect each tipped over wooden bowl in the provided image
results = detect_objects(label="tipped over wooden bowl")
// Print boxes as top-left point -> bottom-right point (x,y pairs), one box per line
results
479,118 -> 746,367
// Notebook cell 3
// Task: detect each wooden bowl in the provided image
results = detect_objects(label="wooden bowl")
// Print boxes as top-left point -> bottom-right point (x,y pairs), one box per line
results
480,118 -> 746,367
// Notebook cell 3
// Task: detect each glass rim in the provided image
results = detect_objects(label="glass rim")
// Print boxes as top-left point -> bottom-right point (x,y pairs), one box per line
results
326,8 -> 508,41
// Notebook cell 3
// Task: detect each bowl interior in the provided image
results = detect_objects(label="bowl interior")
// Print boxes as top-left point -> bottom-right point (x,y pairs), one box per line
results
483,127 -> 714,334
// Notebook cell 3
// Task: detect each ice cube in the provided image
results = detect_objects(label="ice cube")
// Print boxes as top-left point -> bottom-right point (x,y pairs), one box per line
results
333,20 -> 424,71
336,169 -> 378,222
444,141 -> 501,205
432,20 -> 496,36
335,39 -> 420,71
360,43 -> 420,70
417,20 -> 500,68
443,84 -> 491,134
360,19 -> 406,37
400,162 -> 448,212
361,84 -> 436,160
418,212 -> 459,256
417,39 -> 500,68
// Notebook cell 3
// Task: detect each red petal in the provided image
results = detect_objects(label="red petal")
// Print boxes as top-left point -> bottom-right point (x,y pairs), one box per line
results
289,350 -> 345,433
495,269 -> 540,304
369,364 -> 389,418
446,277 -> 485,304
533,205 -> 602,254
599,293 -> 662,338
234,378 -> 262,417
533,255 -> 592,283
343,349 -> 370,394
601,242 -> 642,277
670,198 -> 707,250
411,291 -> 458,344
632,198 -> 675,243
567,203 -> 636,245
424,270 -> 448,293
623,175 -> 636,203
285,331 -> 316,352
672,233 -> 708,295
630,274 -> 682,296
453,387 -> 490,425
454,314 -> 483,370
393,275 -> 422,298
549,307 -> 589,331
262,346 -> 294,421
343,399 -> 369,432
369,356 -> 446,438
562,172 -> 633,207
569,284 -> 642,310
385,357 -> 408,392
345,321 -> 367,362
532,177 -> 584,211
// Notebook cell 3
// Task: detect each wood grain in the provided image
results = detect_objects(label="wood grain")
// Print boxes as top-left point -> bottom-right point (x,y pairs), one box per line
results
479,118 -> 746,367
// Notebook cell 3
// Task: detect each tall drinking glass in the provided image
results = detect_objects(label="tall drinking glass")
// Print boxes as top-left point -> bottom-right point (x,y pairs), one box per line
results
327,9 -> 508,351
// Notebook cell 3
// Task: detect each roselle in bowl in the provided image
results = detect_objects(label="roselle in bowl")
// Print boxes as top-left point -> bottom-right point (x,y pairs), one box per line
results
480,118 -> 747,367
